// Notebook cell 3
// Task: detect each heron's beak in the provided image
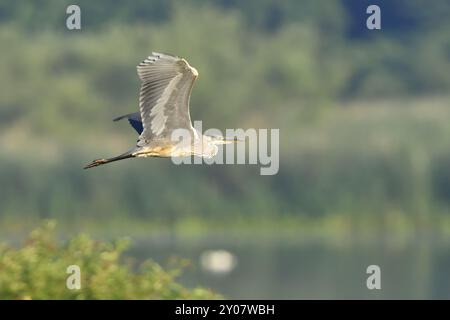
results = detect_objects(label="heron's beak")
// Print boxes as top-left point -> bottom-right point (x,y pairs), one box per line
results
220,136 -> 242,144
210,136 -> 242,144
223,137 -> 243,143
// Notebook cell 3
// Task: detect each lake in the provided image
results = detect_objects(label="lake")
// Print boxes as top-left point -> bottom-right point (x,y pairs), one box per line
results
126,233 -> 450,299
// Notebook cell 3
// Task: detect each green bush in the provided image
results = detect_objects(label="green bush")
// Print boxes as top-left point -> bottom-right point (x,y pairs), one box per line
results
0,221 -> 220,299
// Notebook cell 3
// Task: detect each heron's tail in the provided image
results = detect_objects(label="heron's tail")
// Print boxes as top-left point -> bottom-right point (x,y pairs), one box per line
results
83,151 -> 134,169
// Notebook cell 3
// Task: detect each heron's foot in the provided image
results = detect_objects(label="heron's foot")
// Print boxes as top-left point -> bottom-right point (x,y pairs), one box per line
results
83,159 -> 107,169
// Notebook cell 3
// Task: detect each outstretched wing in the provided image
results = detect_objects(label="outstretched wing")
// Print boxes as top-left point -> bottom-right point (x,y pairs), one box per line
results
136,52 -> 198,146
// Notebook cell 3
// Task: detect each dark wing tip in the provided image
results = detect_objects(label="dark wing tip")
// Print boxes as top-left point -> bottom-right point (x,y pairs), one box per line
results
113,113 -> 136,122
113,115 -> 125,122
112,113 -> 143,135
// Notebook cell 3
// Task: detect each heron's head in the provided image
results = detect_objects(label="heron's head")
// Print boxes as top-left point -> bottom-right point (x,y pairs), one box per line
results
192,135 -> 241,159
194,135 -> 240,159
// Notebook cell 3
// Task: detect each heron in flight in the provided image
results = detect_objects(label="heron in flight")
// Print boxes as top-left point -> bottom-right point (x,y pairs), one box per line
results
84,52 -> 238,169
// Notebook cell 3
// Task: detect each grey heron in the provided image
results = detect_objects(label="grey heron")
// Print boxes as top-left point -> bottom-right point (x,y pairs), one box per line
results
84,52 -> 238,169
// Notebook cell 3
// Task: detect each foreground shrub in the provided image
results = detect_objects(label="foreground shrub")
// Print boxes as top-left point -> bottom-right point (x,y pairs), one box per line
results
0,221 -> 219,299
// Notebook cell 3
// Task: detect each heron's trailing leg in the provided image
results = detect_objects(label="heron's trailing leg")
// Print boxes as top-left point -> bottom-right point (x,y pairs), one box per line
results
84,151 -> 135,169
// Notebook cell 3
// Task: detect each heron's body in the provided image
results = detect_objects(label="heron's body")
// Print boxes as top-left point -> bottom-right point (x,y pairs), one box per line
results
84,52 -> 236,169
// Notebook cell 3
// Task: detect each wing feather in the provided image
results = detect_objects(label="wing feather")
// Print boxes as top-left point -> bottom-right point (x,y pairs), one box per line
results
136,52 -> 198,146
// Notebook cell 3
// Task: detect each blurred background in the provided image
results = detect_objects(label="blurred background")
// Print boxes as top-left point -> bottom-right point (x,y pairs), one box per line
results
0,0 -> 450,299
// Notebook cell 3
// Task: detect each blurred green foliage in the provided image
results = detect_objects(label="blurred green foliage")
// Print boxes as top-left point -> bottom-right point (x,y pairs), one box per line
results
0,221 -> 219,299
0,0 -> 449,235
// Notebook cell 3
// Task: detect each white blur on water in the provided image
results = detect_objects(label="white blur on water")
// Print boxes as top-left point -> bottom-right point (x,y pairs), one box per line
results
200,250 -> 237,275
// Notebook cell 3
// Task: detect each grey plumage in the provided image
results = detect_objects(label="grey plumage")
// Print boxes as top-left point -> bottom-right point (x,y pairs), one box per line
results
84,52 -> 237,169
